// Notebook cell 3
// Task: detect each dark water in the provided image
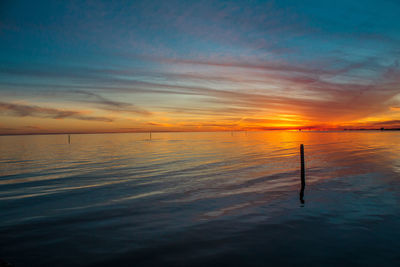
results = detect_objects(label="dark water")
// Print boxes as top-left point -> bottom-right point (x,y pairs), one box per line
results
1,131 -> 400,266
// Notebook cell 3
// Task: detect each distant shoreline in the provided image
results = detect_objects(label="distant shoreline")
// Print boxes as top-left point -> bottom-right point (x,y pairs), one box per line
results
0,128 -> 399,137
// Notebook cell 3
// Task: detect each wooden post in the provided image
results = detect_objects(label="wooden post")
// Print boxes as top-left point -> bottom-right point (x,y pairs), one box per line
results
150,132 -> 152,140
68,134 -> 70,144
300,144 -> 305,203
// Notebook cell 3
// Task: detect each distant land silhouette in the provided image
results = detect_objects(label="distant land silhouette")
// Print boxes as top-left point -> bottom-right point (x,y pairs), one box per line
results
0,128 -> 400,136
0,127 -> 400,136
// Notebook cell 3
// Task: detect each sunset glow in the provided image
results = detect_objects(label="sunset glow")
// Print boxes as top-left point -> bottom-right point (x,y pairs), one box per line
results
1,1 -> 400,134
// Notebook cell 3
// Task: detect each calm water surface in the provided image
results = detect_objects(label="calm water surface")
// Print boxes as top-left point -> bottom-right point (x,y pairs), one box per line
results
1,131 -> 400,266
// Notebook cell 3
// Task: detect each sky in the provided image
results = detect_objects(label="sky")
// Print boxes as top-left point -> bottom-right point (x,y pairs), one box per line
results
0,0 -> 400,134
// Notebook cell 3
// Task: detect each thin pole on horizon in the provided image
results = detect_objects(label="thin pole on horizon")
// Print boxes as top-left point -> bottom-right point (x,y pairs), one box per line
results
150,131 -> 152,140
68,134 -> 70,144
300,144 -> 305,204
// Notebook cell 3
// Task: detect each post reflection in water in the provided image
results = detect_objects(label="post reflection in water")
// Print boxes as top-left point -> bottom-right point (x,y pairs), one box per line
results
300,144 -> 306,204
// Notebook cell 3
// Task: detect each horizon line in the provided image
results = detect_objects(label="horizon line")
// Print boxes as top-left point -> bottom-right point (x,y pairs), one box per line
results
1,128 -> 399,136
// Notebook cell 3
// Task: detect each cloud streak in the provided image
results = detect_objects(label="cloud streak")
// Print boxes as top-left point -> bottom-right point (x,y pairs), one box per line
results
73,90 -> 152,116
1,55 -> 399,130
0,102 -> 113,122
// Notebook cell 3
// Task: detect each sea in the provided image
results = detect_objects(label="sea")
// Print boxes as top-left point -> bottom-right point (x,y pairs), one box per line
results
1,131 -> 400,266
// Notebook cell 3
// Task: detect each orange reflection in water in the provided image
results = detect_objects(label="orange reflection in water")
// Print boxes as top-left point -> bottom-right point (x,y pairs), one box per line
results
1,131 -> 399,211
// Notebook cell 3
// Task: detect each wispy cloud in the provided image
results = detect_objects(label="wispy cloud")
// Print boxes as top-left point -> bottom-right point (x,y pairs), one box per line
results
73,90 -> 152,116
1,55 -> 399,129
371,120 -> 400,127
0,102 -> 113,122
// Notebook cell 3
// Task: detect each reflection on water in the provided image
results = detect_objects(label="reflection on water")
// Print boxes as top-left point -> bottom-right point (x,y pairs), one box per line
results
299,144 -> 305,205
1,131 -> 400,266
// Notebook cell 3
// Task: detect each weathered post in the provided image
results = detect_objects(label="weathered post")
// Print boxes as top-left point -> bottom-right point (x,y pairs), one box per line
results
150,132 -> 152,140
300,144 -> 305,203
68,134 -> 71,144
